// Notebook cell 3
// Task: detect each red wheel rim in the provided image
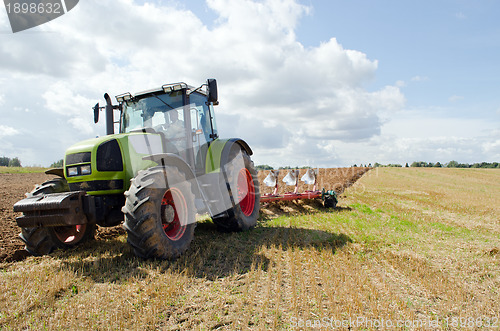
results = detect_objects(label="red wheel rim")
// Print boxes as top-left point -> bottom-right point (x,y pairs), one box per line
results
161,187 -> 187,241
53,224 -> 86,244
237,168 -> 255,217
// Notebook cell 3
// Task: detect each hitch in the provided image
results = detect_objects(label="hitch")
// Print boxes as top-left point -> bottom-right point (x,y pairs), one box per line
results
13,191 -> 94,228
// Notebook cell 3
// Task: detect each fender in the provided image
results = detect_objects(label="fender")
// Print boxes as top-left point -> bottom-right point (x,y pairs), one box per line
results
205,138 -> 253,174
231,138 -> 253,156
45,168 -> 65,178
142,153 -> 202,198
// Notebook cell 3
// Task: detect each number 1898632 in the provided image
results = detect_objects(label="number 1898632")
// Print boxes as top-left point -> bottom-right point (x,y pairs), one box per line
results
5,2 -> 62,14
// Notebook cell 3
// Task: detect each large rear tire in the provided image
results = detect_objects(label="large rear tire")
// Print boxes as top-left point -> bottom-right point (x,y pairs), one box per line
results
212,146 -> 260,232
19,178 -> 96,256
122,166 -> 196,260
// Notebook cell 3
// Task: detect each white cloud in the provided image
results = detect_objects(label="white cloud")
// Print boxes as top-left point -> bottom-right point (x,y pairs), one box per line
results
334,114 -> 500,165
411,75 -> 428,82
334,133 -> 500,166
395,80 -> 406,88
0,125 -> 19,138
0,0 -> 408,166
449,95 -> 464,102
42,82 -> 96,135
1,0 -> 496,167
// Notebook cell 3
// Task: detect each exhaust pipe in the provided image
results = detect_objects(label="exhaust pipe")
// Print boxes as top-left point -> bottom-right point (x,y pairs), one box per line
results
104,93 -> 114,135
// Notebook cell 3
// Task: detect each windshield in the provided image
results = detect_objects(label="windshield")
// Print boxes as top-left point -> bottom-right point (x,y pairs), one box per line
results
120,91 -> 184,133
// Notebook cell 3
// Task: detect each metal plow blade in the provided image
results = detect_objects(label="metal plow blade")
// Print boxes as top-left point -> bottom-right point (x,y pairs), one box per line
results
260,168 -> 336,207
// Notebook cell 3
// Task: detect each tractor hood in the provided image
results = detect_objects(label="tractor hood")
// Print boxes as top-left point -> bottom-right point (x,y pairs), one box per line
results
64,132 -> 163,195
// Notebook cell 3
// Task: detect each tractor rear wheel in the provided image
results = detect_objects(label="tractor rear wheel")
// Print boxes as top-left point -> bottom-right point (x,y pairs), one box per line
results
19,178 -> 96,256
212,146 -> 260,232
122,166 -> 196,259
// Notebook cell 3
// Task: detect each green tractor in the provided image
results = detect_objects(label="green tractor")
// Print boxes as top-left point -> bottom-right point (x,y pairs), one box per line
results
14,79 -> 260,259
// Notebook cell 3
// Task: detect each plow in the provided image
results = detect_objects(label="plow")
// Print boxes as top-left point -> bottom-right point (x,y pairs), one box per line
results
260,169 -> 337,208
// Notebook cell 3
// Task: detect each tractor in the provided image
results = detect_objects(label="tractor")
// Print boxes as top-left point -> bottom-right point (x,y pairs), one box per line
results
13,79 -> 260,259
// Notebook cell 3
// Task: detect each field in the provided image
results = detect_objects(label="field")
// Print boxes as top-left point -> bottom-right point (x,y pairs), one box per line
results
0,167 -> 499,329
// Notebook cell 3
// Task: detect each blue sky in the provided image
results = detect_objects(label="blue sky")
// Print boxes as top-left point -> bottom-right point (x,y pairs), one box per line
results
299,1 -> 500,110
0,0 -> 499,167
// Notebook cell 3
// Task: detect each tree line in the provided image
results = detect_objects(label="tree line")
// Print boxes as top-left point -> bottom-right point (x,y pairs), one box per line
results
0,157 -> 65,168
0,156 -> 22,167
257,162 -> 500,170
374,161 -> 500,168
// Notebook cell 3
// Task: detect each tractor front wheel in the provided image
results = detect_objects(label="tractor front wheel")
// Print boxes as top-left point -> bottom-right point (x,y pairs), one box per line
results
122,166 -> 196,260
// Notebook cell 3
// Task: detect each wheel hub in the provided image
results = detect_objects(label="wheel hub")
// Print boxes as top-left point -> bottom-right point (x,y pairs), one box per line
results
161,188 -> 188,241
237,168 -> 255,217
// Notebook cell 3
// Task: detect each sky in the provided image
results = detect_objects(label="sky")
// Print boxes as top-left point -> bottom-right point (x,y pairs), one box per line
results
0,0 -> 499,168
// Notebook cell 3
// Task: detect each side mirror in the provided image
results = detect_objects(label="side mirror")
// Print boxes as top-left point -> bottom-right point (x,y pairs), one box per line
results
93,103 -> 99,123
207,78 -> 218,105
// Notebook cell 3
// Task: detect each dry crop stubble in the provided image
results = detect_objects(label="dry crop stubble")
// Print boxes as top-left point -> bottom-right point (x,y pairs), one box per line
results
342,168 -> 500,322
1,167 -> 499,329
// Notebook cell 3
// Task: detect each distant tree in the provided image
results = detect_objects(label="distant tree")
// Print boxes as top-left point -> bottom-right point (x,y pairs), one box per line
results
8,157 -> 21,167
434,162 -> 442,168
373,162 -> 381,167
0,156 -> 9,167
412,161 -> 437,167
405,163 -> 409,167
50,159 -> 64,168
368,163 -> 372,167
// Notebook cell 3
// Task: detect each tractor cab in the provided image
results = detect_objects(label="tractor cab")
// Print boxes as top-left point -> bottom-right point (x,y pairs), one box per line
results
116,81 -> 219,174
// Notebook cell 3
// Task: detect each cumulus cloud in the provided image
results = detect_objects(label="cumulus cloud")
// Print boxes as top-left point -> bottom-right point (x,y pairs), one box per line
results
0,125 -> 19,138
0,0 -> 410,166
42,82 -> 96,135
1,0 -> 497,168
333,114 -> 500,166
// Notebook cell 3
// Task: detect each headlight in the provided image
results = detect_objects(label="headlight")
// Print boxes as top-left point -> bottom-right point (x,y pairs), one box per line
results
81,165 -> 91,175
68,167 -> 78,176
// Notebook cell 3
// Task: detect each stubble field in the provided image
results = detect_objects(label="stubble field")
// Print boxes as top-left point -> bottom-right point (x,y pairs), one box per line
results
0,167 -> 499,329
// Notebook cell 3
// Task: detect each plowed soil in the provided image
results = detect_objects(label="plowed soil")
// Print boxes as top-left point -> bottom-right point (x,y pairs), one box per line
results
0,173 -> 52,263
0,167 -> 370,263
